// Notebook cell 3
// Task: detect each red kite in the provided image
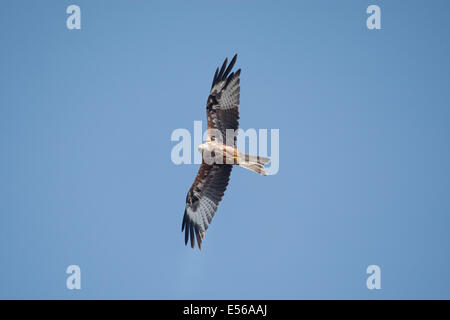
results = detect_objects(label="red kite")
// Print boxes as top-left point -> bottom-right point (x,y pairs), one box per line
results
182,54 -> 270,249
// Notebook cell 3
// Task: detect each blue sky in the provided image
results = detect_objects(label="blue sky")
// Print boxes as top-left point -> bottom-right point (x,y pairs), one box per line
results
1,0 -> 450,299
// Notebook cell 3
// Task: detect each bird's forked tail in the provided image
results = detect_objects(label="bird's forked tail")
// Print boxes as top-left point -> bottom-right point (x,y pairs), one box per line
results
237,153 -> 271,176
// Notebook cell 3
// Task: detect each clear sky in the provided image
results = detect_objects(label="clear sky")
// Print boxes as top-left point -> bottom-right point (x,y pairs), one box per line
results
1,0 -> 450,299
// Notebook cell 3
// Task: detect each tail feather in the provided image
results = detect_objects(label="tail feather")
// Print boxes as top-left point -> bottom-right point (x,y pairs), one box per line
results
241,154 -> 271,165
238,153 -> 270,175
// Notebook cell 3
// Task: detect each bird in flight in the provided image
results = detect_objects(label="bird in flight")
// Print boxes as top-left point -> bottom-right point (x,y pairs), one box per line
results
182,54 -> 270,250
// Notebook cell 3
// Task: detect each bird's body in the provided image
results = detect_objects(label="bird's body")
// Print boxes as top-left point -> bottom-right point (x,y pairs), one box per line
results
198,141 -> 238,164
182,54 -> 270,249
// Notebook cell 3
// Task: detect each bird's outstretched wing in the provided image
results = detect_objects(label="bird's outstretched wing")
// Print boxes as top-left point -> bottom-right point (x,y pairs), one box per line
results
206,54 -> 241,146
182,163 -> 232,249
